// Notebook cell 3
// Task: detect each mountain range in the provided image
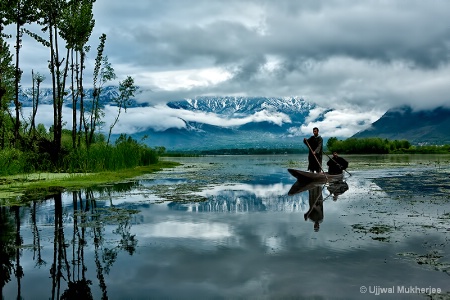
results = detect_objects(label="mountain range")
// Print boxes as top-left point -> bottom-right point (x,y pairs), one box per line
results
18,87 -> 450,150
353,106 -> 450,145
136,96 -> 321,150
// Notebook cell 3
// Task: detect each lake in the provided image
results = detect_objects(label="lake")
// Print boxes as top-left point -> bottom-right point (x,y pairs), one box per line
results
1,154 -> 450,299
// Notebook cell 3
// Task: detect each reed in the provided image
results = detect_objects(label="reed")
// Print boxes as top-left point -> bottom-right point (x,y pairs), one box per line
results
0,135 -> 161,175
64,139 -> 159,172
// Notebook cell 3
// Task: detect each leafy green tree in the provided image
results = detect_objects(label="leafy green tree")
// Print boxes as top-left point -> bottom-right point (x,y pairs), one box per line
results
327,137 -> 412,154
0,38 -> 15,148
326,137 -> 338,151
28,0 -> 70,163
1,1 -> 15,148
58,0 -> 95,149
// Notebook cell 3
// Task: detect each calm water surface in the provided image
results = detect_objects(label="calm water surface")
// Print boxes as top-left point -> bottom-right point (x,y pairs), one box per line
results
1,154 -> 450,299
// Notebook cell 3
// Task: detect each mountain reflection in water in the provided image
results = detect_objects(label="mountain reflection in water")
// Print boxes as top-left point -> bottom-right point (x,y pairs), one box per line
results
167,181 -> 343,213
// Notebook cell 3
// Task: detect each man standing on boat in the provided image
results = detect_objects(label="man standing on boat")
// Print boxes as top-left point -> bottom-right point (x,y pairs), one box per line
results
326,152 -> 349,175
303,127 -> 323,173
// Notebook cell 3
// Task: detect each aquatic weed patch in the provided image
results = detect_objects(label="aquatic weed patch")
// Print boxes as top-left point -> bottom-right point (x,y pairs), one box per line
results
140,161 -> 255,203
351,223 -> 394,242
75,207 -> 140,228
148,182 -> 209,203
369,224 -> 393,234
438,213 -> 450,220
398,251 -> 450,275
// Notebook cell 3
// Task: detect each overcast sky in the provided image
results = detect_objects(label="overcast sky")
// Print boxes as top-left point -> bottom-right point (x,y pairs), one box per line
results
10,0 -> 450,137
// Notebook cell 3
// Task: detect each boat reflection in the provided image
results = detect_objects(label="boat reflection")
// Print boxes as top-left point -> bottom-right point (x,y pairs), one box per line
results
288,180 -> 349,232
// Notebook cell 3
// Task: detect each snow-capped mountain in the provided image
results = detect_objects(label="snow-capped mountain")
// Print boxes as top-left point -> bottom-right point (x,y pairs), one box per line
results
17,87 -> 326,150
142,96 -> 324,150
168,96 -> 313,117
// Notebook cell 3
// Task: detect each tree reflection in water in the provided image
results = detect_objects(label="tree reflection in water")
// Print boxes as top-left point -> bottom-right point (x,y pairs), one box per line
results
0,182 -> 139,300
0,207 -> 16,299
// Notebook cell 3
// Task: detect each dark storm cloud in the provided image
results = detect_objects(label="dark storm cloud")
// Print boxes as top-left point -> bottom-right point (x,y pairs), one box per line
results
99,0 -> 450,70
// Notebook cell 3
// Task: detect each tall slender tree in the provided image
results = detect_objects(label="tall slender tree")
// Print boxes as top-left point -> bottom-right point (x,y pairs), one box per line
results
5,0 -> 40,147
29,70 -> 45,137
0,38 -> 15,149
0,0 -> 16,148
85,33 -> 116,148
58,0 -> 95,149
107,76 -> 136,145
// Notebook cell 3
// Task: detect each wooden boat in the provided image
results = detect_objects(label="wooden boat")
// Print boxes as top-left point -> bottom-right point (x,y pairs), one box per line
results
287,168 -> 344,183
288,180 -> 324,195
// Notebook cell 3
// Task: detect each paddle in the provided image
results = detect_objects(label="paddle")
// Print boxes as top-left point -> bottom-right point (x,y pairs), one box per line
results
324,152 -> 352,176
304,139 -> 328,181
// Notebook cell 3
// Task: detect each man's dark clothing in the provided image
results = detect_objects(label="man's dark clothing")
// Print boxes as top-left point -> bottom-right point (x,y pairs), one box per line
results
327,156 -> 348,175
304,135 -> 323,172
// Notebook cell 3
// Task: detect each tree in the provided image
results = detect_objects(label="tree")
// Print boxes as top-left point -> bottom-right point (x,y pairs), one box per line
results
4,0 -> 40,147
24,0 -> 97,160
326,137 -> 338,151
107,76 -> 136,145
84,33 -> 116,148
26,0 -> 70,164
29,70 -> 45,137
0,37 -> 15,149
58,0 -> 95,149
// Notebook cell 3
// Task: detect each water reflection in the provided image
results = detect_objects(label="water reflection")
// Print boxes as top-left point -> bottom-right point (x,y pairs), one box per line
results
0,207 -> 17,299
304,185 -> 324,232
2,154 -> 450,299
288,180 -> 349,232
327,180 -> 349,201
167,183 -> 308,212
0,183 -> 139,300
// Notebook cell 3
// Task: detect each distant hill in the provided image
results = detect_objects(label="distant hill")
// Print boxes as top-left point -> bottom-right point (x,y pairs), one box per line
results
352,106 -> 450,145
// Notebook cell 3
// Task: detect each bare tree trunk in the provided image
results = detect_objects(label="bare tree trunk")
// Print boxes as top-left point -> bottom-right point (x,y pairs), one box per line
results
78,50 -> 85,148
13,13 -> 21,147
71,48 -> 77,149
30,72 -> 43,137
30,70 -> 35,134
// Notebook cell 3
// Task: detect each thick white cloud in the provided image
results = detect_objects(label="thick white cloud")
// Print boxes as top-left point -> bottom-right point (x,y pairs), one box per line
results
21,104 -> 291,135
7,0 -> 450,137
108,105 -> 291,133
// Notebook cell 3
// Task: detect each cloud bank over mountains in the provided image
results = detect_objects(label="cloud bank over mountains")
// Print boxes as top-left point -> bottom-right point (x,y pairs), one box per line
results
9,1 -> 450,138
20,87 -> 379,139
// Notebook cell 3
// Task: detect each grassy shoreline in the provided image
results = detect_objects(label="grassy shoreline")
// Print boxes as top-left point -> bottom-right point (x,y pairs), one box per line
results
0,160 -> 180,204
